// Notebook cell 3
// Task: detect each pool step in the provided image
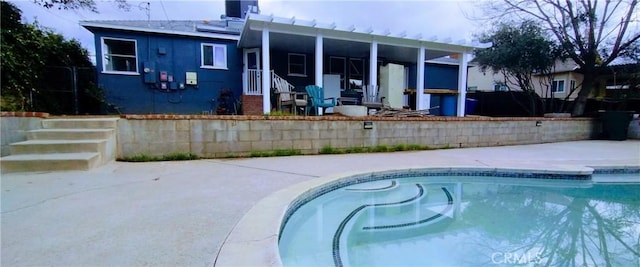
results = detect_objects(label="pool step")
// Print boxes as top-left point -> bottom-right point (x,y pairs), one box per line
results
356,186 -> 454,231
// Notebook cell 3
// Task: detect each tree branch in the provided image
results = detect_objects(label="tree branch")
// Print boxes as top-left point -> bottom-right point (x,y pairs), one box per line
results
603,0 -> 639,64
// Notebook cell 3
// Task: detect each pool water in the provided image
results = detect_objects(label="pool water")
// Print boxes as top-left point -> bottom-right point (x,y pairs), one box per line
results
279,176 -> 640,266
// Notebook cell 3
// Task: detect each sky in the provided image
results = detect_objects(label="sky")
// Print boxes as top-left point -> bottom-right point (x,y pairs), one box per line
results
11,0 -> 486,60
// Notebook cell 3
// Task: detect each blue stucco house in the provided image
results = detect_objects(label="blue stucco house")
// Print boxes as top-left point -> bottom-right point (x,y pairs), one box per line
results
81,0 -> 485,116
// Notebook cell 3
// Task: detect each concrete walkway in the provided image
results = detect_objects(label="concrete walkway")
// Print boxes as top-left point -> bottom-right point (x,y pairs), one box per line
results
1,140 -> 639,266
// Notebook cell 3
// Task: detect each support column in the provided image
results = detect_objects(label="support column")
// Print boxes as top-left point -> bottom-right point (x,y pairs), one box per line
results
416,47 -> 426,110
315,33 -> 323,87
457,52 -> 469,117
315,33 -> 323,114
261,27 -> 271,114
369,40 -> 378,87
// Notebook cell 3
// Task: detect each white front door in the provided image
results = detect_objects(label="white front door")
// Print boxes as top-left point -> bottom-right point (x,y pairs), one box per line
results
243,48 -> 262,95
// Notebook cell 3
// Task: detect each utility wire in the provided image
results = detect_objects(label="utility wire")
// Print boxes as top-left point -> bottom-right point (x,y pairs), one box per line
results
159,0 -> 170,21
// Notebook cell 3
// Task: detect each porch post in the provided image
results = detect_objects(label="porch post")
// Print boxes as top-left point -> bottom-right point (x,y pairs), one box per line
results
369,40 -> 378,88
457,52 -> 469,117
315,33 -> 323,87
315,33 -> 323,114
261,27 -> 271,114
416,46 -> 426,110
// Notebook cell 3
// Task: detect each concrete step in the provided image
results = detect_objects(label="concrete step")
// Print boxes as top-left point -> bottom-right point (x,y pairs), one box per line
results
0,153 -> 100,173
10,140 -> 107,155
42,118 -> 119,129
27,129 -> 114,140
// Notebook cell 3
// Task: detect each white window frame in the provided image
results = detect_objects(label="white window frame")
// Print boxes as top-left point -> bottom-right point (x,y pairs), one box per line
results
552,79 -> 566,93
101,37 -> 139,75
570,79 -> 576,92
201,43 -> 228,70
288,53 -> 307,77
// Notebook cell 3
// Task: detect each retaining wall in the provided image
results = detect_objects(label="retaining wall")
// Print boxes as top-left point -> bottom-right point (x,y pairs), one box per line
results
116,115 -> 600,158
0,112 -> 48,156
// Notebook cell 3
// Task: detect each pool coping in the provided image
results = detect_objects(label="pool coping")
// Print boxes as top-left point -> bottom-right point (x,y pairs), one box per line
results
213,165 -> 640,266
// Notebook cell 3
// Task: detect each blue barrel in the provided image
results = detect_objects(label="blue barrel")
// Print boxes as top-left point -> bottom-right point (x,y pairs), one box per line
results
465,98 -> 478,115
441,95 -> 457,116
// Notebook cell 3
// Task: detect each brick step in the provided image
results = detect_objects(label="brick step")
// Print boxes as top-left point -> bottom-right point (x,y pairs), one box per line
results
0,153 -> 100,173
27,129 -> 114,140
42,118 -> 119,129
10,140 -> 107,155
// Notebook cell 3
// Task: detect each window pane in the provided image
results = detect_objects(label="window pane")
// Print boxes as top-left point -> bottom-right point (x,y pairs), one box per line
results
203,45 -> 213,66
558,80 -> 565,92
289,54 -> 305,65
105,39 -> 135,55
214,46 -> 226,67
290,64 -> 305,75
289,54 -> 305,75
110,56 -> 136,72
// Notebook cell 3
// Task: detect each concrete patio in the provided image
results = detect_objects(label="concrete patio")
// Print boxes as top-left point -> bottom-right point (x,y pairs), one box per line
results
1,140 -> 639,266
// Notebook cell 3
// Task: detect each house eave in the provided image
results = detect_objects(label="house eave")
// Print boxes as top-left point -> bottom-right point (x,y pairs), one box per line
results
80,21 -> 240,41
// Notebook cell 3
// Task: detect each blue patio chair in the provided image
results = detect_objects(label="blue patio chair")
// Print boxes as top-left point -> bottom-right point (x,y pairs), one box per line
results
305,85 -> 336,116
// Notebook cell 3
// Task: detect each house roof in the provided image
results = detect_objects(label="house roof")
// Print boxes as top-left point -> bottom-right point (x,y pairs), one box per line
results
80,20 -> 241,41
81,14 -> 490,63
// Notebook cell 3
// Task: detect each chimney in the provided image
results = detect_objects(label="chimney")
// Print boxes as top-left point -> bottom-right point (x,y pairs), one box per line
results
225,0 -> 259,19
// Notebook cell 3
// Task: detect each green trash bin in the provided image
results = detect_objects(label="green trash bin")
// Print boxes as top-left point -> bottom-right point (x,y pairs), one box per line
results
600,111 -> 634,141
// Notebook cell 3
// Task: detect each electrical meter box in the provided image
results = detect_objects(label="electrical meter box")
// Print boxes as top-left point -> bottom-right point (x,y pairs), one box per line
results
159,71 -> 168,82
186,72 -> 197,85
143,62 -> 156,84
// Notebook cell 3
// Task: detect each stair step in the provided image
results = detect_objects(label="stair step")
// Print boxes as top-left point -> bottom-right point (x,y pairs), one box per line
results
42,118 -> 119,129
10,140 -> 107,155
0,153 -> 100,173
27,129 -> 114,140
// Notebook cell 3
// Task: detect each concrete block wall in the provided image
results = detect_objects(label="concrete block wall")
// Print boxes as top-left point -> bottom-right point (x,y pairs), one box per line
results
0,112 -> 47,156
117,115 -> 599,158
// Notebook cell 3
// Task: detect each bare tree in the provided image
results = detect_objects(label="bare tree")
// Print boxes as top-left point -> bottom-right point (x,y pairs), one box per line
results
483,0 -> 639,116
33,0 -> 129,12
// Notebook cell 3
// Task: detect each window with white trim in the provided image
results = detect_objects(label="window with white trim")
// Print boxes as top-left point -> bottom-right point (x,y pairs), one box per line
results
570,80 -> 576,92
102,37 -> 138,74
288,53 -> 306,76
552,80 -> 565,93
201,43 -> 227,69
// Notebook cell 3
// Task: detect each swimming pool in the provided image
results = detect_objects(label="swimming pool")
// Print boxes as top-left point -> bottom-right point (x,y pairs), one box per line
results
279,170 -> 640,266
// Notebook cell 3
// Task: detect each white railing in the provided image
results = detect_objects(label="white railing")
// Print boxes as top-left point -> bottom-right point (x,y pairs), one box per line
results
246,69 -> 262,95
245,69 -> 295,97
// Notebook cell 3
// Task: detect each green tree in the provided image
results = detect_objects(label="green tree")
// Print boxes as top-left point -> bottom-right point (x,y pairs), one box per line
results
474,21 -> 562,116
483,0 -> 639,116
1,1 -> 100,113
